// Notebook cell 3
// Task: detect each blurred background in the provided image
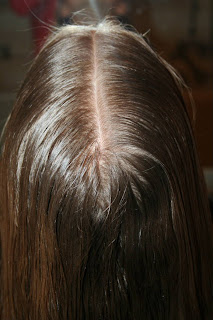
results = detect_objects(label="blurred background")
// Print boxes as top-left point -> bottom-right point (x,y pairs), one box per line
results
0,0 -> 212,189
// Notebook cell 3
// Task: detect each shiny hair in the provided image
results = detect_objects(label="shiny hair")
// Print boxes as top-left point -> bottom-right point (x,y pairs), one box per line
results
1,20 -> 213,320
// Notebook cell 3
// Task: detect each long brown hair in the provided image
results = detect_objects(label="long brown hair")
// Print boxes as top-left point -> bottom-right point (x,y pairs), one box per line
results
1,20 -> 213,319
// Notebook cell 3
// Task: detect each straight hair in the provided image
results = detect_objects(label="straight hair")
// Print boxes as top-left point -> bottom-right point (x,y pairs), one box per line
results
1,20 -> 213,319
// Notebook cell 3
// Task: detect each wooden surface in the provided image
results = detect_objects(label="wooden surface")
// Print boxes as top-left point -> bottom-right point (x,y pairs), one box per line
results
193,89 -> 213,166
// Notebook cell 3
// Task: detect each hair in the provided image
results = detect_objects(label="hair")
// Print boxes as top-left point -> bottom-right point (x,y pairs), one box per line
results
0,20 -> 213,320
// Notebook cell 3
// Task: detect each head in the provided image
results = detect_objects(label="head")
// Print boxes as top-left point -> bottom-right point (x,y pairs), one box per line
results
0,20 -> 212,320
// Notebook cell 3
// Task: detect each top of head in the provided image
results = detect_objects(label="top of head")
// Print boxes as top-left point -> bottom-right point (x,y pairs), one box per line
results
7,20 -> 193,214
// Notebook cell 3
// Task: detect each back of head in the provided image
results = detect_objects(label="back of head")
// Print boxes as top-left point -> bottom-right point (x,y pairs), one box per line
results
1,20 -> 213,320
